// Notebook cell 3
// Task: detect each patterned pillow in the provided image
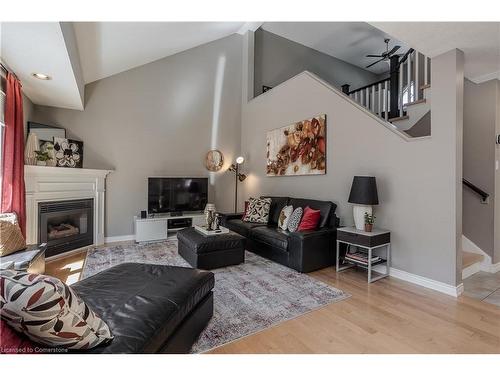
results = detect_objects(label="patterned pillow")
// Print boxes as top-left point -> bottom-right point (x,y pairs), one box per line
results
0,214 -> 26,256
278,205 -> 293,230
287,207 -> 303,232
0,270 -> 113,350
243,197 -> 271,223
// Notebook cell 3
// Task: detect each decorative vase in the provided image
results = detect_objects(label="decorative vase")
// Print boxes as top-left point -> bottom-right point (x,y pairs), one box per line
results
204,203 -> 216,229
364,223 -> 373,232
24,132 -> 40,165
36,160 -> 47,166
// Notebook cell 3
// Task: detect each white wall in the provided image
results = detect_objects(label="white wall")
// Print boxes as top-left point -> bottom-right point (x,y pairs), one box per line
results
240,50 -> 464,286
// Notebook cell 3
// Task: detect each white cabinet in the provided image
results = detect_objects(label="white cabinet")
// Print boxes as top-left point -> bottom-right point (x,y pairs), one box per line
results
134,213 -> 205,242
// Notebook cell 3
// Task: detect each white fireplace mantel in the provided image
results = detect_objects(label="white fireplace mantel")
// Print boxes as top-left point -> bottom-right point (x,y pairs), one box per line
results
24,165 -> 113,247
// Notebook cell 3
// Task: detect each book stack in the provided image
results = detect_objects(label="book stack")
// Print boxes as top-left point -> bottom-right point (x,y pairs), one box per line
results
344,250 -> 381,265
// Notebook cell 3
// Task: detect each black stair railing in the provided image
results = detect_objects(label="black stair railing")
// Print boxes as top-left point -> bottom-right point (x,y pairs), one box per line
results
463,178 -> 489,203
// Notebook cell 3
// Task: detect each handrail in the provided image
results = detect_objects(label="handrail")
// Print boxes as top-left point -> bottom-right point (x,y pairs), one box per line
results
348,77 -> 390,95
463,178 -> 489,202
397,48 -> 415,67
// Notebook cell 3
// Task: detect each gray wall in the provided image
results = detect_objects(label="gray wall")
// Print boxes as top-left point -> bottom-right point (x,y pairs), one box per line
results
253,29 -> 380,97
463,79 -> 497,260
22,92 -> 34,138
32,34 -> 243,237
241,49 -> 464,286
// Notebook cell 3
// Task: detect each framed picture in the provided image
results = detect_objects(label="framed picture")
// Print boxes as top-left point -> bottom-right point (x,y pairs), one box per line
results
53,137 -> 84,168
28,122 -> 66,142
266,114 -> 326,176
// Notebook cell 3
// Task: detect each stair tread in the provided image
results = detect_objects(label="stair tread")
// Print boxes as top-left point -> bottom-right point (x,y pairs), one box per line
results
404,99 -> 427,107
389,115 -> 409,122
462,251 -> 484,269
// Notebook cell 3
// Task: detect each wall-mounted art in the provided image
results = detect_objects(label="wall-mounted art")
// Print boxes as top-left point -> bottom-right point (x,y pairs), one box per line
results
266,114 -> 326,176
53,137 -> 83,168
28,122 -> 66,142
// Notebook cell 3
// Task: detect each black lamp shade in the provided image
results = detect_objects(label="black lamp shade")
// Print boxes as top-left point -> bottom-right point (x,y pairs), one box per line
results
348,176 -> 379,205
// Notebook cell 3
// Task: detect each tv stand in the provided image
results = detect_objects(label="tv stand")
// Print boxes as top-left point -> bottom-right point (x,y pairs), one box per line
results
134,212 -> 205,242
170,211 -> 183,217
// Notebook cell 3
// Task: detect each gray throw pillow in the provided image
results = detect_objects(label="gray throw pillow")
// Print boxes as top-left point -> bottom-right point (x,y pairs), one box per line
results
287,207 -> 303,232
243,197 -> 272,223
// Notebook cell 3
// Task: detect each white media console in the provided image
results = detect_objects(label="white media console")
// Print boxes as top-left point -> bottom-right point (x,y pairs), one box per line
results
134,212 -> 205,242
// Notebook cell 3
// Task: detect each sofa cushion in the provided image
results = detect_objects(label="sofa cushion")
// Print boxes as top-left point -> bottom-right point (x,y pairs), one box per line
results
260,196 -> 289,226
0,319 -> 37,354
250,226 -> 290,251
288,198 -> 336,228
72,263 -> 214,354
243,197 -> 271,223
0,269 -> 113,350
225,219 -> 266,237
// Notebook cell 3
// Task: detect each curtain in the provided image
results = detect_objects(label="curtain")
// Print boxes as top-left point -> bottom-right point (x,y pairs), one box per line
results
1,73 -> 25,237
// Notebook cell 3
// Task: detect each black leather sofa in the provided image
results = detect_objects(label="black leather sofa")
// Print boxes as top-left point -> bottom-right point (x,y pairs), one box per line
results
72,263 -> 214,353
221,196 -> 339,273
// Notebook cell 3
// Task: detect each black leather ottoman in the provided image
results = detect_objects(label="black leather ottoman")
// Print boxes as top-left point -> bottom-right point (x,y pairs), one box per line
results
177,227 -> 245,270
72,263 -> 214,353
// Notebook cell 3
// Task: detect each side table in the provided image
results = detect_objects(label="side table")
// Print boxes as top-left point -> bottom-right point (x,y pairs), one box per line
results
336,227 -> 391,283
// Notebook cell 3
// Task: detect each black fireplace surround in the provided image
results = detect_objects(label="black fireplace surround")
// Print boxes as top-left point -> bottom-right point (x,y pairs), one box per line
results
38,199 -> 94,257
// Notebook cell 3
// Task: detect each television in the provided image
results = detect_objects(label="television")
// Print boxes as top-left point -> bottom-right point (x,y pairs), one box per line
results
148,177 -> 208,214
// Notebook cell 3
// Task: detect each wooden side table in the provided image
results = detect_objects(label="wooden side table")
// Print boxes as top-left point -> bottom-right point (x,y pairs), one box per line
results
336,227 -> 391,283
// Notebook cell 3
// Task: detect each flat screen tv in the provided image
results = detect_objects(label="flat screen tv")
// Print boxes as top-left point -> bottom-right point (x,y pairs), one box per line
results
148,177 -> 208,214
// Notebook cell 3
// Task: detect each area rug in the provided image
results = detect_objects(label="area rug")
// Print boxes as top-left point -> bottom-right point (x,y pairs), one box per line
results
81,240 -> 350,353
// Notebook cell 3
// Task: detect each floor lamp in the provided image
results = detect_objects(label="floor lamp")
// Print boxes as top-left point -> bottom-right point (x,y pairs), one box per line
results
228,156 -> 246,212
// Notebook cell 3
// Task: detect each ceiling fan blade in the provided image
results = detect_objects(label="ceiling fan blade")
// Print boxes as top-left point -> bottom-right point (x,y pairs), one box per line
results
366,58 -> 385,68
387,45 -> 401,55
366,54 -> 383,57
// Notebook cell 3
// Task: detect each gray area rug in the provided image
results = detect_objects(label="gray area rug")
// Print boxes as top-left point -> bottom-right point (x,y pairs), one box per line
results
82,240 -> 350,353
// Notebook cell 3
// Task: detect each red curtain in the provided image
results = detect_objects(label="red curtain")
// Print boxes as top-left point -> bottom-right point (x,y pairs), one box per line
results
1,73 -> 26,237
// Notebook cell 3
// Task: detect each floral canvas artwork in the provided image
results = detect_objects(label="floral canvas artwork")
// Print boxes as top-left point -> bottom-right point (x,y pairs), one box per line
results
53,137 -> 83,168
266,114 -> 326,176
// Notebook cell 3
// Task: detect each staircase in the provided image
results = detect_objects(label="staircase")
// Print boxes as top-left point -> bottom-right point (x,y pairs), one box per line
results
343,49 -> 431,137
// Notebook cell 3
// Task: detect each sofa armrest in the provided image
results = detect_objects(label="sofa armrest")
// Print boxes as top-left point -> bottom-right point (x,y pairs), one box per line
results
288,228 -> 336,272
219,212 -> 244,225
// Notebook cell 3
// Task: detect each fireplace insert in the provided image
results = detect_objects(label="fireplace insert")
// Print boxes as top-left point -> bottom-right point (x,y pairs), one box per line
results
38,199 -> 94,257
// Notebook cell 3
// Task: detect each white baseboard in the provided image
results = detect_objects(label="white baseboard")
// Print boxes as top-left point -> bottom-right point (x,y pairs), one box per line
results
373,265 -> 463,297
462,262 -> 481,280
104,234 -> 136,243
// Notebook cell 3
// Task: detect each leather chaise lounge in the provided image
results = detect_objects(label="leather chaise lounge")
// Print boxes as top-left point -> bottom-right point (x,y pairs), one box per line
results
221,196 -> 339,273
72,263 -> 214,353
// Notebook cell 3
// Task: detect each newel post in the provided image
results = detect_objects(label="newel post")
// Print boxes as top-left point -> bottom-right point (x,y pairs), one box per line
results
389,55 -> 400,119
341,84 -> 350,95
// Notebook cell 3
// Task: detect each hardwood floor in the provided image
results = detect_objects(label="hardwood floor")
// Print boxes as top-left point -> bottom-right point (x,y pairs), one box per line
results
45,245 -> 500,354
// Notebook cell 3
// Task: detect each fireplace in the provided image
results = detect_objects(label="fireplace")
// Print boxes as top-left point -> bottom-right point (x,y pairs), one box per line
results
38,199 -> 94,257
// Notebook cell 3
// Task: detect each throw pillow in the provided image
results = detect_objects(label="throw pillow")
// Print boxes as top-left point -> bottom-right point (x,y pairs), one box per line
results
287,207 -> 303,232
242,200 -> 250,221
0,215 -> 26,256
278,205 -> 293,230
298,206 -> 321,231
243,197 -> 272,223
0,269 -> 113,350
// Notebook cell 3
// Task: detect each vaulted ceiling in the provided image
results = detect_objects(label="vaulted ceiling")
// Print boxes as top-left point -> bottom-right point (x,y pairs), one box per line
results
1,21 -> 499,110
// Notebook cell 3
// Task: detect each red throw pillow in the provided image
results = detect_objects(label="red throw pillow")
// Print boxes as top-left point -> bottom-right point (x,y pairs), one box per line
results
0,319 -> 37,354
242,200 -> 250,220
298,206 -> 321,231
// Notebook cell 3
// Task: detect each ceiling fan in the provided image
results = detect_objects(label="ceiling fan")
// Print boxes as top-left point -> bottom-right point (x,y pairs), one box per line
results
365,38 -> 401,68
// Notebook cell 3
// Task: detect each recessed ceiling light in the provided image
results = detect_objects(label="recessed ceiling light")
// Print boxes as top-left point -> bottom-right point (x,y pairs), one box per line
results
31,73 -> 51,80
